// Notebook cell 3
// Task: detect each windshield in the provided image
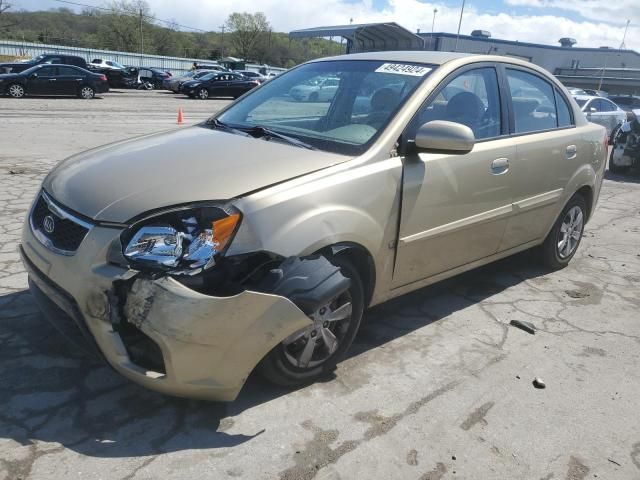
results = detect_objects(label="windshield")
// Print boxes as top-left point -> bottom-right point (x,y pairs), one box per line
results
198,72 -> 216,81
19,65 -> 44,75
214,60 -> 433,155
27,54 -> 46,64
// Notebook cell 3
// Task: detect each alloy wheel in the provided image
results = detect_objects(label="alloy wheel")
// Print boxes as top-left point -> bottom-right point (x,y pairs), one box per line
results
557,205 -> 583,259
198,88 -> 209,100
8,84 -> 24,98
282,290 -> 353,369
80,87 -> 94,99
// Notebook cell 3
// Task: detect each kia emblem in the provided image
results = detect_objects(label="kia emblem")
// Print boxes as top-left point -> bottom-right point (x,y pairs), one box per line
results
43,215 -> 56,234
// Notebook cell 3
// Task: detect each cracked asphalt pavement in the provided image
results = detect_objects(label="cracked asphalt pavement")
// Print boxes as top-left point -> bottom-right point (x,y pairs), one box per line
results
1,90 -> 640,480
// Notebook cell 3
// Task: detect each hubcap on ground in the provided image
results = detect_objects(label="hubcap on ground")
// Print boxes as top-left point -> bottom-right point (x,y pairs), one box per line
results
557,205 -> 583,259
282,291 -> 353,369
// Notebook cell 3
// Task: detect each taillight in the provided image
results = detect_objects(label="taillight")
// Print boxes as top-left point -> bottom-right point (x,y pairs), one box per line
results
99,74 -> 107,81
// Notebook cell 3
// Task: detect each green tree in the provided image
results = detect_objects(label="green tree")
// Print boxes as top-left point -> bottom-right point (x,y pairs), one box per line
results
0,0 -> 15,33
97,0 -> 152,52
225,12 -> 270,61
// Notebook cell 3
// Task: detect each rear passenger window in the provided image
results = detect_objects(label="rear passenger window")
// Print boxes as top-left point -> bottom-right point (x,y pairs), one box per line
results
58,67 -> 79,76
554,89 -> 573,127
506,69 -> 557,133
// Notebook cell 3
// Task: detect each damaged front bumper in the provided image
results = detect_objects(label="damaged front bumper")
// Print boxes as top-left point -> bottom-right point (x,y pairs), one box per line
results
21,222 -> 312,401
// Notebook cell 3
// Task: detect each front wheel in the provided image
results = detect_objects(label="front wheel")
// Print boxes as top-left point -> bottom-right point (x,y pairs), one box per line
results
78,85 -> 95,99
540,193 -> 587,270
259,257 -> 364,387
196,88 -> 209,100
7,83 -> 25,98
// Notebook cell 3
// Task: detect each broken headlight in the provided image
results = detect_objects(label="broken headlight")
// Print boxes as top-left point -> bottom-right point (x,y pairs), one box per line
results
122,205 -> 241,274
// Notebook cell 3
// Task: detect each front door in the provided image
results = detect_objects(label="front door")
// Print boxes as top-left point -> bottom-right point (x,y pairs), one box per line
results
393,66 -> 514,288
26,66 -> 57,95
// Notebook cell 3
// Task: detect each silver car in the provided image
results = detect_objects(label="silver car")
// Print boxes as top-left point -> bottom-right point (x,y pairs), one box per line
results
21,51 -> 607,401
574,95 -> 626,140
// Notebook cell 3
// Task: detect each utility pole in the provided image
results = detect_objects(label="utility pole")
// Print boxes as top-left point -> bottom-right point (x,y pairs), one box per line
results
139,7 -> 144,55
454,0 -> 466,52
220,25 -> 225,58
430,8 -> 438,47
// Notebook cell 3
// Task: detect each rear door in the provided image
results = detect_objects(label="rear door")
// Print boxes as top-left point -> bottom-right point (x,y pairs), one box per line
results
499,66 -> 581,250
56,66 -> 83,95
393,65 -> 514,287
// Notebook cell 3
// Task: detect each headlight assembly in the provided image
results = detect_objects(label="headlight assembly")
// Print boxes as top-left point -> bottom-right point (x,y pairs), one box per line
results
122,205 -> 241,274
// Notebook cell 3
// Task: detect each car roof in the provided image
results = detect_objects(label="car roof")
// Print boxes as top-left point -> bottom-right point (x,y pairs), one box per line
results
573,95 -> 598,101
314,50 -> 471,65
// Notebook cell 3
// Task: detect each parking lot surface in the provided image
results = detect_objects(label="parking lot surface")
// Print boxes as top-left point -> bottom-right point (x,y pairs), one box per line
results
1,90 -> 640,480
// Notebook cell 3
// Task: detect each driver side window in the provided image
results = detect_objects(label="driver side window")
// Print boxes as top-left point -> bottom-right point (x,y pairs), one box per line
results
409,67 -> 501,141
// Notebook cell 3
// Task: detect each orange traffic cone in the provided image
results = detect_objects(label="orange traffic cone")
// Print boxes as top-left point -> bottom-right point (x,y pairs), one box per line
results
177,108 -> 184,125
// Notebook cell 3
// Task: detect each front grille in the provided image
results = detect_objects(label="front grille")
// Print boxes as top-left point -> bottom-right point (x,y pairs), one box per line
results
30,193 -> 91,254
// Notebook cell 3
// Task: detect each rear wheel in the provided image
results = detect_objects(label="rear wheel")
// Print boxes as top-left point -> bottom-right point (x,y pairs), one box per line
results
259,256 -> 364,387
541,193 -> 586,270
7,83 -> 25,98
79,85 -> 95,99
197,88 -> 209,100
308,92 -> 319,102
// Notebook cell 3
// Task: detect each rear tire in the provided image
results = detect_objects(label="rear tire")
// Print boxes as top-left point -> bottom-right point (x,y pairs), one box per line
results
7,83 -> 25,98
78,85 -> 95,99
541,193 -> 587,270
259,256 -> 364,387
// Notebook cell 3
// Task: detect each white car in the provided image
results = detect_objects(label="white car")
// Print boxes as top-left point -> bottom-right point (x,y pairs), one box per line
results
289,77 -> 340,102
89,58 -> 125,70
574,95 -> 626,140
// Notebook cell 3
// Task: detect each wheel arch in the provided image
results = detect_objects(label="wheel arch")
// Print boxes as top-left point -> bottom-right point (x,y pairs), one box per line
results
317,242 -> 377,308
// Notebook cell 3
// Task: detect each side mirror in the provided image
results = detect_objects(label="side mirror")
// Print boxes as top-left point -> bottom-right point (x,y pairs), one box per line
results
30,73 -> 38,78
415,120 -> 475,153
589,107 -> 597,113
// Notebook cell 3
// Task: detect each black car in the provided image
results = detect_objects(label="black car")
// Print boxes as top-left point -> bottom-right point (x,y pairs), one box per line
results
0,53 -> 89,74
181,72 -> 259,99
139,67 -> 171,89
608,95 -> 640,121
0,64 -> 109,99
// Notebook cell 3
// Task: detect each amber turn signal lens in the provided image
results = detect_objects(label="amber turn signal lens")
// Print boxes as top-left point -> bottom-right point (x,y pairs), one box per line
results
212,213 -> 240,251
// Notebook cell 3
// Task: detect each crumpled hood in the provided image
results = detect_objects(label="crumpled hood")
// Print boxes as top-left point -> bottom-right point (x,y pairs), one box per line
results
43,126 -> 348,223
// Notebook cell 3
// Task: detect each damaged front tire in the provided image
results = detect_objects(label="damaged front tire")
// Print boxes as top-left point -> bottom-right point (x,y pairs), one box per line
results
259,256 -> 364,387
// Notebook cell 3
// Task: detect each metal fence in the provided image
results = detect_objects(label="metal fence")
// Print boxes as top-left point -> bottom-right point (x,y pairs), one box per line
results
0,39 -> 287,75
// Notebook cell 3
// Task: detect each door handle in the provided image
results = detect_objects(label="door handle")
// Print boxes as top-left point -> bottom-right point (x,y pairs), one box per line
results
48,78 -> 57,82
490,158 -> 509,175
566,145 -> 577,160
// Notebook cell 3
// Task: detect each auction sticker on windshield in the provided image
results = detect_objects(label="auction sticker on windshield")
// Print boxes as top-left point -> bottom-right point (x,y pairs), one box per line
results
374,63 -> 432,76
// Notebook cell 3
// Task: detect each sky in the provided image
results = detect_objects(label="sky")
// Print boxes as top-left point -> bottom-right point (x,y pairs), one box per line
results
9,0 -> 639,51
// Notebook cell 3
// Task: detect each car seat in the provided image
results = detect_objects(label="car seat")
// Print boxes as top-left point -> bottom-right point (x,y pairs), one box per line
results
366,88 -> 399,129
